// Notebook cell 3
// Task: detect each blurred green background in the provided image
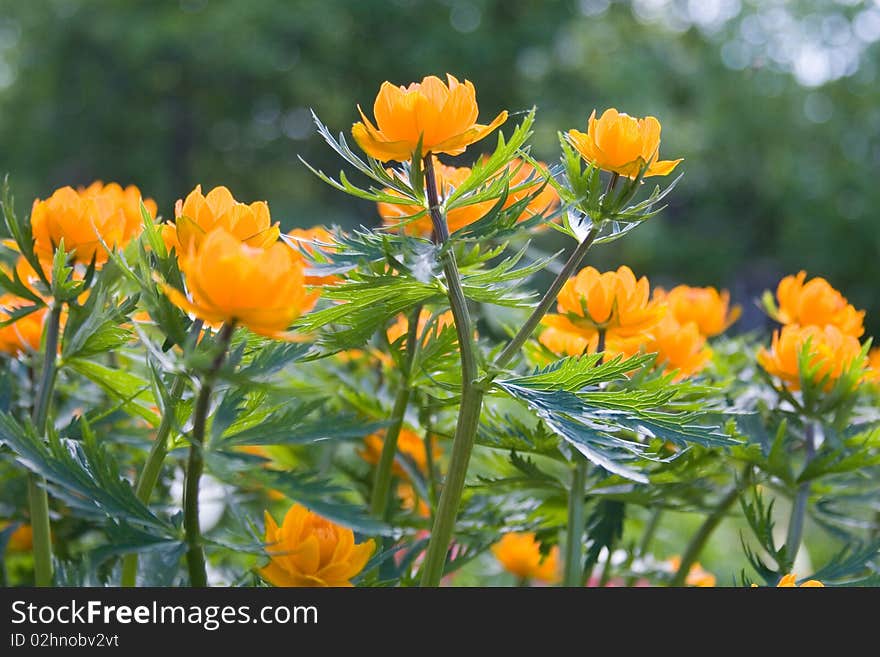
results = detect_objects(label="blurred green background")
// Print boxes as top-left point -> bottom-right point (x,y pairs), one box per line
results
1,0 -> 878,333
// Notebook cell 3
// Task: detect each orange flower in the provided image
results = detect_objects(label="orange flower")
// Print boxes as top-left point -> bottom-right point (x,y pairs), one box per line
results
655,285 -> 740,337
501,158 -> 560,223
568,108 -> 682,179
377,159 -> 494,235
491,532 -> 559,584
538,316 -> 643,359
386,308 -> 455,346
774,271 -> 864,337
352,74 -> 507,161
0,522 -> 34,552
776,573 -> 824,587
757,324 -> 864,391
80,181 -> 158,245
0,294 -> 48,355
163,185 -> 280,254
360,427 -> 440,478
162,228 -> 318,337
286,225 -> 339,286
551,265 -> 666,337
30,181 -> 155,265
397,482 -> 430,518
866,347 -> 880,383
645,316 -> 712,381
259,503 -> 374,587
667,556 -> 716,587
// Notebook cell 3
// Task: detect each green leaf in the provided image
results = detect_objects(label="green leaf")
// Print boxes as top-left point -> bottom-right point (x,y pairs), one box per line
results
67,358 -> 159,425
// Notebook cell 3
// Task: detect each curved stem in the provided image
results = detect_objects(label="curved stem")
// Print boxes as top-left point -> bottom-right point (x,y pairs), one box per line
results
785,422 -> 816,568
29,301 -> 62,587
419,154 -> 483,587
671,466 -> 751,587
563,458 -> 588,586
120,374 -> 187,587
184,322 -> 234,587
370,304 -> 421,518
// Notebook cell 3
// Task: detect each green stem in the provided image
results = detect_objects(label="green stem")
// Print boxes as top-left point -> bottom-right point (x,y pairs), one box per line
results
418,154 -> 483,587
120,374 -> 187,587
184,322 -> 234,587
28,301 -> 62,587
671,466 -> 751,587
785,422 -> 816,568
563,457 -> 588,587
598,543 -> 615,587
370,304 -> 421,518
493,228 -> 597,371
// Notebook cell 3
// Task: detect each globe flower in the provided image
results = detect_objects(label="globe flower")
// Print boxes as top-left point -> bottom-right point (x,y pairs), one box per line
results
866,347 -> 880,383
776,573 -> 824,587
552,266 -> 666,338
30,181 -> 155,265
491,532 -> 559,584
397,482 -> 430,518
360,427 -> 440,478
386,308 -> 455,345
568,108 -> 682,179
162,228 -> 318,337
377,160 -> 494,236
259,503 -> 375,587
667,556 -> 716,587
773,271 -> 864,337
286,226 -> 339,286
352,74 -> 507,162
501,158 -> 560,223
162,185 -> 280,254
80,181 -> 158,245
0,294 -> 48,355
538,317 -> 642,359
645,316 -> 712,381
757,324 -> 864,391
655,285 -> 740,337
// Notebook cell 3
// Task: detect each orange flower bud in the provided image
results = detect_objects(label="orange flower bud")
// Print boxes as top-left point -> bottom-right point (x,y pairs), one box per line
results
491,532 -> 559,584
163,185 -> 280,253
757,324 -> 864,391
655,285 -> 740,337
30,181 -> 155,265
352,74 -> 507,162
774,271 -> 864,337
0,522 -> 34,552
568,108 -> 682,179
776,573 -> 824,587
259,503 -> 374,587
360,427 -> 440,479
162,228 -> 318,337
377,159 -> 494,235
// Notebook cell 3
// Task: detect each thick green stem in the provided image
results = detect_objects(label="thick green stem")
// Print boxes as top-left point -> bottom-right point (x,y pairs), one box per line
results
671,466 -> 751,587
563,457 -> 588,586
28,301 -> 62,587
370,305 -> 421,518
785,423 -> 816,567
418,154 -> 483,587
120,374 -> 187,587
184,323 -> 234,587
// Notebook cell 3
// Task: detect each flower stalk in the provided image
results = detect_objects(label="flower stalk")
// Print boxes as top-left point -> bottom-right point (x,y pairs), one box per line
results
419,153 -> 483,587
370,304 -> 421,518
184,322 -> 235,587
28,300 -> 62,587
785,422 -> 816,567
671,465 -> 751,587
